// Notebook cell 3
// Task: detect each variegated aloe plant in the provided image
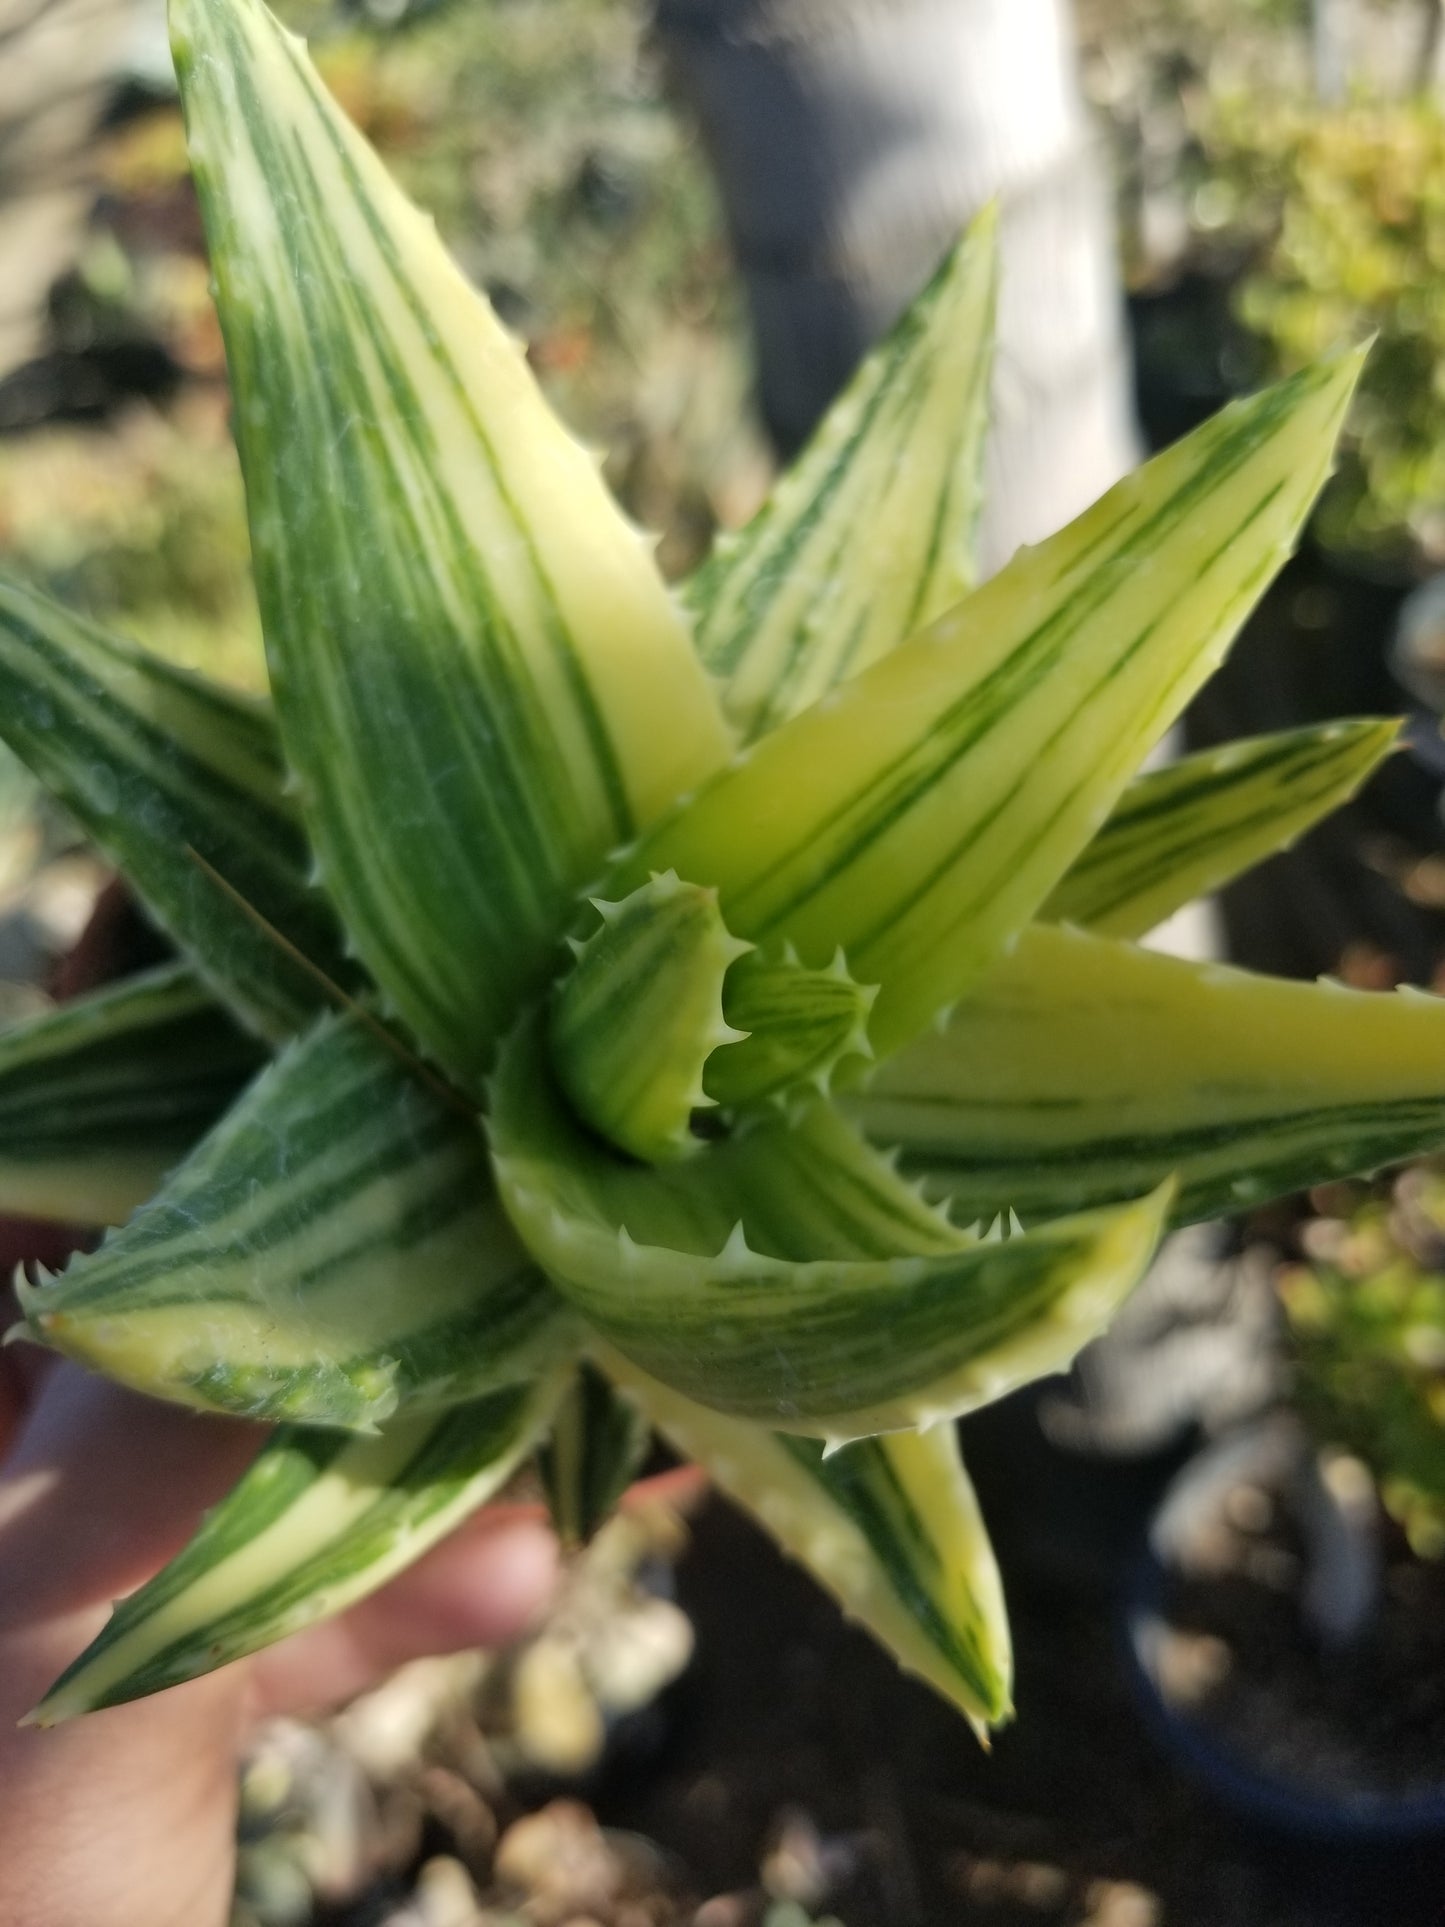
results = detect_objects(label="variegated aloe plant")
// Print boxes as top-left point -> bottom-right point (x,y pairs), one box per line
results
2,0 -> 1442,1739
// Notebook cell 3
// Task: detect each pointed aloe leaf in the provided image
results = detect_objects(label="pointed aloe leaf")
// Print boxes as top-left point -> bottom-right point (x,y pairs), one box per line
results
0,964 -> 264,1227
538,1362 -> 652,1551
173,0 -> 732,1086
852,921 -> 1445,1228
492,1016 -> 1170,1443
550,873 -> 748,1163
1044,718 -> 1400,940
607,1356 -> 1011,1734
687,209 -> 998,744
609,357 -> 1362,1064
29,1372 -> 567,1724
0,576 -> 348,1039
18,1016 -> 572,1428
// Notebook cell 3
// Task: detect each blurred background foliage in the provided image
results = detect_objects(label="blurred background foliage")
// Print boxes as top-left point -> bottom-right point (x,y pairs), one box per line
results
1083,0 -> 1445,568
0,0 -> 767,697
1285,1164 -> 1445,1560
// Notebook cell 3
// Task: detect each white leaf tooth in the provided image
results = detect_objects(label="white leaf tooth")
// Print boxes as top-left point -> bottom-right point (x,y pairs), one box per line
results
718,1221 -> 753,1267
564,935 -> 586,961
1,1310 -> 33,1348
1007,1208 -> 1025,1239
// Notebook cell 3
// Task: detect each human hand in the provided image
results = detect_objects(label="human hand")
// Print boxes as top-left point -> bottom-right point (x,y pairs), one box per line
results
0,1228 -> 559,1927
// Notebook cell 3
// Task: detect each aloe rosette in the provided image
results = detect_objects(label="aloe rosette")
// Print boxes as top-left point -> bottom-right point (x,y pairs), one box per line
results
2,0 -> 1443,1738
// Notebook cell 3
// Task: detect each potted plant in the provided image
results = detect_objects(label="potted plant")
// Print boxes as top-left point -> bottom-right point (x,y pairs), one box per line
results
1125,1160 -> 1445,1835
6,0 -> 1445,1766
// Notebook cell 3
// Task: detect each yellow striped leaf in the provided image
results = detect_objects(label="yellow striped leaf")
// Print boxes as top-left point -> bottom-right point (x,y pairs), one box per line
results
29,1372 -> 567,1724
852,921 -> 1445,1226
1045,717 -> 1399,939
608,356 -> 1362,1065
0,965 -> 263,1227
537,1362 -> 652,1551
608,1357 -> 1012,1735
173,0 -> 731,1086
688,208 -> 998,743
0,575 -> 349,1040
18,1017 -> 572,1428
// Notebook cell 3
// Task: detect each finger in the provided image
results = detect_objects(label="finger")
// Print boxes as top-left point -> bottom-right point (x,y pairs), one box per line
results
0,1364 -> 260,1927
249,1508 -> 559,1719
0,1364 -> 265,1625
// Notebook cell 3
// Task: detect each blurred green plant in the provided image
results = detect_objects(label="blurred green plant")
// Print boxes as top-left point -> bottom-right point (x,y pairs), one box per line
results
1194,94 -> 1445,564
1283,1162 -> 1445,1558
0,0 -> 758,699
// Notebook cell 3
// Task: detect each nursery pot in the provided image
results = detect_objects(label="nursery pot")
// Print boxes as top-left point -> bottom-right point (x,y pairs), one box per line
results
1122,1415 -> 1445,1841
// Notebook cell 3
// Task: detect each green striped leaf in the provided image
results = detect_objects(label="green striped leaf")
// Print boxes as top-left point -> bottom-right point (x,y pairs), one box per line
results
550,873 -> 748,1164
18,1016 -> 572,1428
686,208 -> 998,744
0,964 -> 263,1227
538,1362 -> 652,1551
851,921 -> 1445,1227
603,1357 -> 1011,1734
174,0 -> 731,1087
608,357 -> 1362,1066
706,946 -> 878,1110
492,1016 -> 1169,1444
0,575 -> 348,1040
1044,718 -> 1400,940
29,1372 -> 566,1724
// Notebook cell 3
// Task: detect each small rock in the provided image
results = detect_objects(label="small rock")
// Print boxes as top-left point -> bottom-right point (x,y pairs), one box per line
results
693,1896 -> 765,1927
416,1855 -> 485,1927
493,1800 -> 623,1924
1081,1878 -> 1163,1927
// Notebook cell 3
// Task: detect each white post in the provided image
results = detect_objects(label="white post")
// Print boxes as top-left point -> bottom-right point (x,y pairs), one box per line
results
654,0 -> 1139,574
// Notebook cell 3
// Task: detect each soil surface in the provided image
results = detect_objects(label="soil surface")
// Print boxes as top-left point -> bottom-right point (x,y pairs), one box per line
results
1156,1472 -> 1445,1803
